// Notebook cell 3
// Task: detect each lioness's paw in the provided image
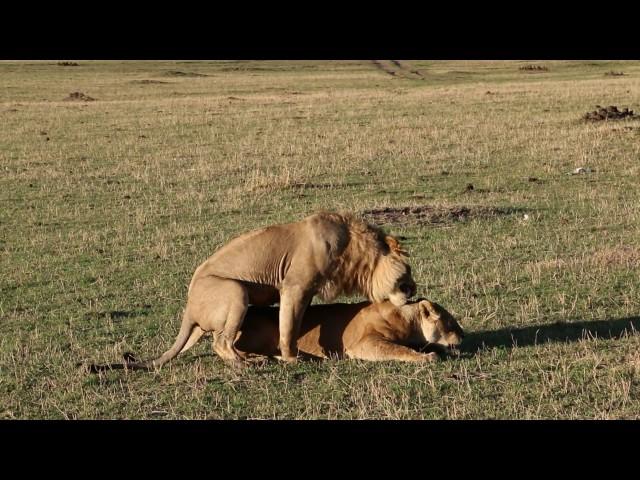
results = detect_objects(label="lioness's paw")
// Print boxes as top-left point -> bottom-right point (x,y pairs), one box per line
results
423,352 -> 439,362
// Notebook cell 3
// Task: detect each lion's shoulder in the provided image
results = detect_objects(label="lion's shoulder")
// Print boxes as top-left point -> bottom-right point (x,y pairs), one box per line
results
301,212 -> 350,253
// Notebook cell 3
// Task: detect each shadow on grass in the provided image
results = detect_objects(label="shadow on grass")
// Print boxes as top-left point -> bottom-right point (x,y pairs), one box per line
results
461,316 -> 640,354
84,307 -> 152,321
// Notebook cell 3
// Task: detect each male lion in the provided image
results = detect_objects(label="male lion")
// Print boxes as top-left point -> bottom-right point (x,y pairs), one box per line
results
89,299 -> 463,370
100,212 -> 416,368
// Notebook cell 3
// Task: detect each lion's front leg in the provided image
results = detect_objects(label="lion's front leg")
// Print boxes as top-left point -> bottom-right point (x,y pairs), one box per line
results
347,335 -> 438,363
278,286 -> 313,362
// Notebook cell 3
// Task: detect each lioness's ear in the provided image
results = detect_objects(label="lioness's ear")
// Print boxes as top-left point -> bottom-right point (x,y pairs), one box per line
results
385,236 -> 409,256
419,301 -> 431,318
420,300 -> 437,318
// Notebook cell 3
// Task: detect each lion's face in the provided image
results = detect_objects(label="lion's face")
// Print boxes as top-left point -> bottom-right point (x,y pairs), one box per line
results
417,300 -> 464,348
387,265 -> 417,307
372,236 -> 416,306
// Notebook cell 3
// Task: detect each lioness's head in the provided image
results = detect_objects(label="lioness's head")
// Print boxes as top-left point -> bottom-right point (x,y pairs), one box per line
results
371,236 -> 416,306
414,299 -> 464,349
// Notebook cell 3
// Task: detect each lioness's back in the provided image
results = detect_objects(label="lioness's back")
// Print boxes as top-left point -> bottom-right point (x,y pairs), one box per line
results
236,302 -> 370,358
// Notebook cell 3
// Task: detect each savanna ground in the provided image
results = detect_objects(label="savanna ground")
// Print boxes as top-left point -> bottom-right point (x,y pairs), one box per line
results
2,60 -> 640,419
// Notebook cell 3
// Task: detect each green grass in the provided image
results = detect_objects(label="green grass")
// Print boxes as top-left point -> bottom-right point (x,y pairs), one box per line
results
2,60 -> 640,419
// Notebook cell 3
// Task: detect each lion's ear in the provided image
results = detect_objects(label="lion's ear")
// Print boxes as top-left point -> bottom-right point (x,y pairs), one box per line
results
385,236 -> 409,256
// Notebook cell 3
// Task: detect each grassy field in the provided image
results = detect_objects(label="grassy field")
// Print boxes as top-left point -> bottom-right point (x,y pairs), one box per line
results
2,60 -> 640,419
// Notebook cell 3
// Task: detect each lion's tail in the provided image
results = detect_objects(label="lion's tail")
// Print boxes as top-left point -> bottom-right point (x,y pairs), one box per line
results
87,312 -> 199,373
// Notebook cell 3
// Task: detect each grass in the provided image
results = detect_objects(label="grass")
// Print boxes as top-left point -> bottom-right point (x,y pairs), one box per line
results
2,60 -> 640,419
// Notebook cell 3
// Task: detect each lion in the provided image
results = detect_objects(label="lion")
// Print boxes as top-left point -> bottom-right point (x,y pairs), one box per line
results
95,212 -> 416,368
89,299 -> 463,371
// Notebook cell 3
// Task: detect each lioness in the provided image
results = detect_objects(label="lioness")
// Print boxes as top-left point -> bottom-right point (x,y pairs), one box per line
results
137,212 -> 416,367
236,298 -> 464,362
89,299 -> 462,370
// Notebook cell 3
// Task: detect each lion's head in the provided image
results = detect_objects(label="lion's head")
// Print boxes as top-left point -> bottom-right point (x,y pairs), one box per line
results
371,236 -> 416,306
317,214 -> 416,306
414,299 -> 464,349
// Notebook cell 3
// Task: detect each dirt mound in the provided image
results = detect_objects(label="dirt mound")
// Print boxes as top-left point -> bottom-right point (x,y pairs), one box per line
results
362,205 -> 519,226
519,64 -> 548,72
164,70 -> 207,77
130,79 -> 170,84
583,105 -> 636,122
372,60 -> 424,79
57,61 -> 79,66
63,92 -> 96,102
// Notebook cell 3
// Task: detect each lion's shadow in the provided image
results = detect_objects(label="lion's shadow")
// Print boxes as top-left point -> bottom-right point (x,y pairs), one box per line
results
460,316 -> 640,354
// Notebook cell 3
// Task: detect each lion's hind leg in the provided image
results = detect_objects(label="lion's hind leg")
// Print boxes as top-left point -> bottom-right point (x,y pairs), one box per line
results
188,275 -> 249,368
346,335 -> 438,363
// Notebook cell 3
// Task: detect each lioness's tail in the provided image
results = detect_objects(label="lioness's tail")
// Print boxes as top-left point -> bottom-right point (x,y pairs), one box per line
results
87,312 -> 200,373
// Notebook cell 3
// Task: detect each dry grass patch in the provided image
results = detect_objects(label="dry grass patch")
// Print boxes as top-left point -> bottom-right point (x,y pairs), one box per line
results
2,60 -> 640,419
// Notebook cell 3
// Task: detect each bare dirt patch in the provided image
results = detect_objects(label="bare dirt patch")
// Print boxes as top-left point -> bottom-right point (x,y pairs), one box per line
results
164,70 -> 208,77
519,64 -> 548,72
249,181 -> 359,194
63,92 -> 96,102
583,105 -> 636,122
130,79 -> 170,84
289,182 -> 359,190
362,205 -> 521,226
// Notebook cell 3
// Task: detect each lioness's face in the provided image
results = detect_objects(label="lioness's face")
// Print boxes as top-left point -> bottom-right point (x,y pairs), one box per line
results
387,266 -> 417,307
417,300 -> 464,349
